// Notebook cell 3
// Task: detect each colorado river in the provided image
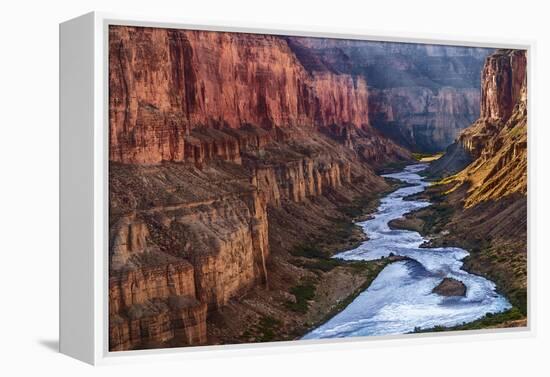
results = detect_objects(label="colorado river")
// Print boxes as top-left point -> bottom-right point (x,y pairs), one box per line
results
303,164 -> 510,339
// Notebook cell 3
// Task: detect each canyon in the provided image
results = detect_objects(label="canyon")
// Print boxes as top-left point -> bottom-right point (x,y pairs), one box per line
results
108,24 -> 526,350
399,49 -> 528,320
286,38 -> 491,152
109,27 -> 410,165
303,164 -> 511,340
451,49 -> 527,206
108,25 -> 411,350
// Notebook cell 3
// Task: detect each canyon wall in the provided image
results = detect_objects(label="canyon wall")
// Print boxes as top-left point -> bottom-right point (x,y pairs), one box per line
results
109,132 -> 386,350
109,26 -> 519,350
427,50 -> 527,181
108,26 -> 410,350
109,161 -> 270,350
455,49 -> 527,207
422,49 -> 528,314
479,50 -> 527,120
109,27 -> 407,165
367,86 -> 480,152
287,38 -> 492,152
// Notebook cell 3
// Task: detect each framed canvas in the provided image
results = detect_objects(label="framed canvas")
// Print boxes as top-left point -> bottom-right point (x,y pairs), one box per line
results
59,12 -> 534,365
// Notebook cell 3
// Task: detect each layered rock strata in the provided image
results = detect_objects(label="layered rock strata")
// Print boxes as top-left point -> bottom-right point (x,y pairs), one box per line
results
444,50 -> 527,206
108,25 -> 412,350
419,49 -> 528,316
109,27 -> 407,165
109,131 -> 388,350
287,37 -> 492,151
367,86 -> 480,152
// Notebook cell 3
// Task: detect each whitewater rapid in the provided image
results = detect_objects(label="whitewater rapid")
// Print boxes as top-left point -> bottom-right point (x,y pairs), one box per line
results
303,164 -> 510,339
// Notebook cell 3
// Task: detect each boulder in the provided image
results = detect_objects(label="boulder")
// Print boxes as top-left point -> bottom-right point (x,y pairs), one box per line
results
432,277 -> 467,297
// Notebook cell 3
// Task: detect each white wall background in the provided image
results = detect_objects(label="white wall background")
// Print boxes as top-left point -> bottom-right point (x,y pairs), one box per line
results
1,0 -> 548,375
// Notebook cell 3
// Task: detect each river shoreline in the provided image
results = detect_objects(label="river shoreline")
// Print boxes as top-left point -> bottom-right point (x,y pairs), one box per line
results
199,174 -> 409,346
389,203 -> 527,330
295,255 -> 412,340
386,169 -> 527,330
289,175 -> 420,338
303,163 -> 511,339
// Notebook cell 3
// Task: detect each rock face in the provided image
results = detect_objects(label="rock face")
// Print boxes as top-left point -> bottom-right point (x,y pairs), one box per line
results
425,141 -> 473,179
432,278 -> 467,297
108,25 -> 412,351
311,72 -> 369,127
109,27 -> 408,165
109,262 -> 208,351
446,50 -> 527,207
423,49 -> 528,316
109,130 -> 388,350
287,38 -> 492,152
426,50 -> 527,184
479,50 -> 527,120
367,86 -> 480,152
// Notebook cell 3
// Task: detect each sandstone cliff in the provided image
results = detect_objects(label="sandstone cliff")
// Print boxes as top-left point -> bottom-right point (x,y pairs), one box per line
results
367,86 -> 480,152
109,130 -> 389,350
287,37 -> 491,151
108,25 -> 411,350
414,49 -> 528,315
450,49 -> 527,207
109,26 -> 407,165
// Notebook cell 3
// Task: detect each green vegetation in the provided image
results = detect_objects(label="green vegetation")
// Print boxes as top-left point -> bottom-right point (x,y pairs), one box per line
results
310,258 -> 396,330
292,258 -> 340,272
289,233 -> 357,272
326,220 -> 358,245
413,307 -> 525,333
339,196 -> 376,219
289,242 -> 380,273
411,152 -> 444,162
399,203 -> 455,236
463,244 -> 527,315
376,160 -> 410,175
509,289 -> 528,315
421,204 -> 454,234
411,152 -> 434,160
290,244 -> 329,259
240,315 -> 283,342
256,316 -> 282,342
286,282 -> 317,314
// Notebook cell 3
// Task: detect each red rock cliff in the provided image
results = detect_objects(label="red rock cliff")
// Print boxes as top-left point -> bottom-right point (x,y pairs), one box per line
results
454,50 -> 527,206
108,26 -> 410,351
367,86 -> 480,152
110,26 -> 385,164
480,50 -> 527,120
286,37 -> 491,152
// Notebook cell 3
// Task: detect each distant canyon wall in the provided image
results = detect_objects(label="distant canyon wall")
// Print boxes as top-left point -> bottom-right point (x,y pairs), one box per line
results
367,86 -> 480,152
287,38 -> 492,152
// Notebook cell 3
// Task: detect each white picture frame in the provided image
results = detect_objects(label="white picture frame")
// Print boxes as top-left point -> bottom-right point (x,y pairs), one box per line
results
59,11 -> 535,365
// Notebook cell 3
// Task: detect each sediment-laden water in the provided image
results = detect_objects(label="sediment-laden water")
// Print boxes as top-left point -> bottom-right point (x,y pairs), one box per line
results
303,164 -> 510,339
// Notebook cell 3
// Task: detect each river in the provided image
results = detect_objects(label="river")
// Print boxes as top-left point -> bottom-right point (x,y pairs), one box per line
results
303,163 -> 510,339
